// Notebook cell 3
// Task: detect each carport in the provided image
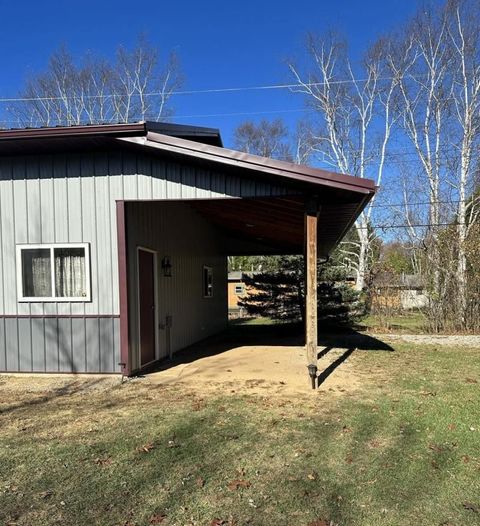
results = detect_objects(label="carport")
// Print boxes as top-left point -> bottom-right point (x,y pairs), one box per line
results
115,125 -> 376,382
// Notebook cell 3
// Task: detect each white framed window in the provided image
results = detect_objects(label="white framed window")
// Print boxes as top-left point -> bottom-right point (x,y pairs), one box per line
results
203,265 -> 213,298
17,243 -> 91,302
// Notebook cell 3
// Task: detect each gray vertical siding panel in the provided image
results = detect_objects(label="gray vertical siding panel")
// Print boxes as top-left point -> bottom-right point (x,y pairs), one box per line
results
0,318 -> 5,370
108,152 -> 124,316
210,171 -> 226,197
195,168 -> 211,198
39,158 -> 55,316
99,318 -> 113,372
13,170 -> 30,316
44,318 -> 59,371
113,317 -> 120,372
122,151 -> 138,199
85,318 -> 100,372
58,318 -> 73,372
81,155 -> 98,316
54,156 -> 71,316
25,159 -> 41,243
5,318 -> 19,371
94,154 -> 113,315
166,162 -> 182,198
67,156 -> 85,316
181,165 -> 196,198
1,163 -> 17,314
151,157 -> 167,197
225,175 -> 241,197
137,155 -> 153,199
26,160 -> 44,316
18,318 -> 32,371
31,318 -> 46,371
71,318 -> 87,372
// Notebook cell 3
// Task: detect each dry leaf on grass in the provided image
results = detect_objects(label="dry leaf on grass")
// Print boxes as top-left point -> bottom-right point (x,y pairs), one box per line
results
38,490 -> 53,499
227,479 -> 251,490
137,443 -> 155,453
149,514 -> 166,524
307,472 -> 317,480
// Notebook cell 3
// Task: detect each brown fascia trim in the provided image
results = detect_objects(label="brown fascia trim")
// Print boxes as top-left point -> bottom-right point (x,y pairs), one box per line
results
0,122 -> 147,141
116,201 -> 131,377
118,132 -> 377,195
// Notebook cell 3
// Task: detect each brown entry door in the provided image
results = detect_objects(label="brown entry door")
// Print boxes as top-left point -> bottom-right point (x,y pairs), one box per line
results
138,249 -> 156,366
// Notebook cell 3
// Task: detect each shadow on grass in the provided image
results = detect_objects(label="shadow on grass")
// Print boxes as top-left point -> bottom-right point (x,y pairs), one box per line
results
4,392 -> 460,526
316,348 -> 355,387
0,378 -> 107,416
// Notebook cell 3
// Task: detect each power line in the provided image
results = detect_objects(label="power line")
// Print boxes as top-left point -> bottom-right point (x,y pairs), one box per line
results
369,198 -> 478,209
0,75 -> 407,104
357,222 -> 468,231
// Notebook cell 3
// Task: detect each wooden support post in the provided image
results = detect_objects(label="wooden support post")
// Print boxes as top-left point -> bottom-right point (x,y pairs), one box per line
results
305,201 -> 319,388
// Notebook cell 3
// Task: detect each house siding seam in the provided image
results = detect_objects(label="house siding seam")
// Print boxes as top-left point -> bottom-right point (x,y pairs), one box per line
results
0,149 -> 291,373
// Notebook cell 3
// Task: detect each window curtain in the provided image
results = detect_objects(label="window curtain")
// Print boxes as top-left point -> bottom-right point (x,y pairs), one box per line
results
55,248 -> 86,298
22,249 -> 51,297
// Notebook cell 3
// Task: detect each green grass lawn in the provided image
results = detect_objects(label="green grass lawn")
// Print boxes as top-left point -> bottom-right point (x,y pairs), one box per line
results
359,311 -> 427,333
1,342 -> 479,526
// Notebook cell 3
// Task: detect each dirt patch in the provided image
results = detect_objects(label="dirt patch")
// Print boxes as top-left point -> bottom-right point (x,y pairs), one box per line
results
144,344 -> 364,395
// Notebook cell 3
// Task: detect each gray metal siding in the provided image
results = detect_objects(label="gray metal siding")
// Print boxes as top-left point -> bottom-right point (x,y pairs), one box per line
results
0,149 -> 290,372
0,316 -> 119,373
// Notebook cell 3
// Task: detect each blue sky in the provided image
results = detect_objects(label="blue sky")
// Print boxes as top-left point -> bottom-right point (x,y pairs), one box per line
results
0,0 -> 433,147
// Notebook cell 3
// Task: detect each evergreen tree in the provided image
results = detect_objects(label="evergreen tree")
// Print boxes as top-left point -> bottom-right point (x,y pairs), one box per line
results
238,250 -> 365,327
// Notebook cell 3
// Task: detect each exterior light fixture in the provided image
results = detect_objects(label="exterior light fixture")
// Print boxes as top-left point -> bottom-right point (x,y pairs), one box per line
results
307,363 -> 318,390
162,256 -> 172,277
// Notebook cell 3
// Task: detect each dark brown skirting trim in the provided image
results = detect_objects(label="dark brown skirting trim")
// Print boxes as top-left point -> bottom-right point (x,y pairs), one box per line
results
0,370 -> 121,375
0,315 -> 120,319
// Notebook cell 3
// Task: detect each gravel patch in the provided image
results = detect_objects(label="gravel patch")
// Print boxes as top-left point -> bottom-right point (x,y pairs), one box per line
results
375,333 -> 480,347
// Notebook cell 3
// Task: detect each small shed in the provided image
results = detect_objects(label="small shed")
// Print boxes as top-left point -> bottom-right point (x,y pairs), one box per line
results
0,122 -> 375,379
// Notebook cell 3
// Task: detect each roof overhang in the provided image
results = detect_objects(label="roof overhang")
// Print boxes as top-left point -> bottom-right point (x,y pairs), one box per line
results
0,122 -> 376,256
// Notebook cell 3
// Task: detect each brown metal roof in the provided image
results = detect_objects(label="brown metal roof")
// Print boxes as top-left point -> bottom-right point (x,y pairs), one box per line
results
119,131 -> 376,195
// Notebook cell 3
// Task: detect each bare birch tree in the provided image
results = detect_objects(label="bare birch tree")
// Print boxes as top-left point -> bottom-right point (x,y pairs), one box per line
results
386,0 -> 480,329
289,35 -> 398,290
8,37 -> 182,127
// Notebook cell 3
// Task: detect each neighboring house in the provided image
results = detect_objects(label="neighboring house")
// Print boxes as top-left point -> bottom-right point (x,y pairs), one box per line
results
372,273 -> 428,310
0,121 -> 375,375
227,271 -> 258,318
